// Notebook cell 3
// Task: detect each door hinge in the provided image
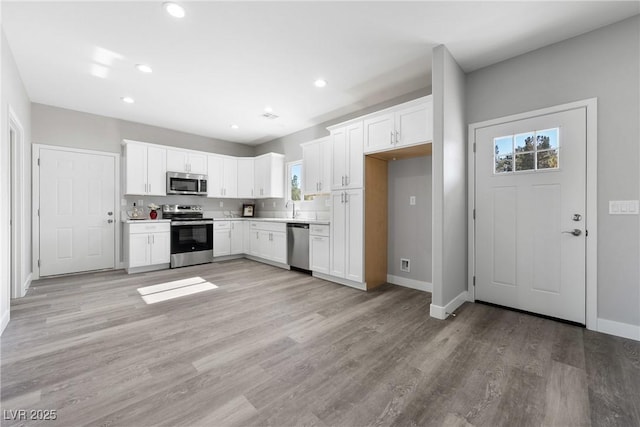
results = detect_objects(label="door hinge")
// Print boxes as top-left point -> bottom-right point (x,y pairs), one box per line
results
37,209 -> 40,217
37,158 -> 40,166
473,209 -> 475,220
473,143 -> 476,153
37,259 -> 40,267
585,229 -> 589,237
473,276 -> 476,287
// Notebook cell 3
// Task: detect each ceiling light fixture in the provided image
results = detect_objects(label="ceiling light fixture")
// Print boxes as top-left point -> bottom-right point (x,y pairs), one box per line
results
163,2 -> 185,18
314,79 -> 327,88
264,106 -> 273,113
135,64 -> 153,73
230,124 -> 239,130
121,96 -> 135,104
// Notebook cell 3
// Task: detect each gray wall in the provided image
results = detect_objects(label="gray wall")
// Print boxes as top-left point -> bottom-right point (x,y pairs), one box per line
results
431,45 -> 468,309
388,156 -> 432,282
31,103 -> 254,157
1,30 -> 32,332
466,15 -> 640,327
255,87 -> 432,161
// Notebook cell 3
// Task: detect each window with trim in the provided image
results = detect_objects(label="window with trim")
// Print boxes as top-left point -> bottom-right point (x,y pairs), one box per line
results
286,161 -> 313,201
494,128 -> 559,174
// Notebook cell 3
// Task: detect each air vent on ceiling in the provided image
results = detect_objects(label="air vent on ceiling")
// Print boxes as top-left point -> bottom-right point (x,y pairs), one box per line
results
262,112 -> 280,120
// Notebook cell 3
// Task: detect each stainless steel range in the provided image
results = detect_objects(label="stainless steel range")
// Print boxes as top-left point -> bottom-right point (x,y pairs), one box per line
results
162,205 -> 213,268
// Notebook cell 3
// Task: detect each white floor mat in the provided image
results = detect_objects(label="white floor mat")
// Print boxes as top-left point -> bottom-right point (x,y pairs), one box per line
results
138,277 -> 218,304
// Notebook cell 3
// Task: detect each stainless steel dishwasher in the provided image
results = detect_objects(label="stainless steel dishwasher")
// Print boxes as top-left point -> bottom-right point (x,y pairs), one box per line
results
287,223 -> 310,272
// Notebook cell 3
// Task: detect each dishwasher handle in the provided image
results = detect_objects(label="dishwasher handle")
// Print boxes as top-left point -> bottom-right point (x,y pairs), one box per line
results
287,223 -> 309,229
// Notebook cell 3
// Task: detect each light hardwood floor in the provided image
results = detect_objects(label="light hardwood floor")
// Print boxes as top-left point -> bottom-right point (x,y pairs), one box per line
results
1,259 -> 639,426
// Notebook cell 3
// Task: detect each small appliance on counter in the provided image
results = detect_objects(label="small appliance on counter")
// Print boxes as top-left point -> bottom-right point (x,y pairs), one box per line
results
163,204 -> 214,268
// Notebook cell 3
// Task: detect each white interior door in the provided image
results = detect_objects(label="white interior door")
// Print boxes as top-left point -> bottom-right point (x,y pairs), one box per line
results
39,148 -> 116,276
475,108 -> 586,324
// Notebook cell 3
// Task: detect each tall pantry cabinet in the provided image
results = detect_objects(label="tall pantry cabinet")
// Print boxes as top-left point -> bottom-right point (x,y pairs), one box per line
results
327,121 -> 364,287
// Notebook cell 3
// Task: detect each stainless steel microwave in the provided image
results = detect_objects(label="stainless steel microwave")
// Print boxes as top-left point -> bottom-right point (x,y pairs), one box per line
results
166,172 -> 208,196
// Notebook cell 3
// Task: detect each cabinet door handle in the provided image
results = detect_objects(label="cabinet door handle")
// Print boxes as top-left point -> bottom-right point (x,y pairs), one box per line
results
345,192 -> 348,203
149,184 -> 151,193
341,192 -> 344,204
390,131 -> 394,144
341,176 -> 345,186
345,175 -> 349,186
395,130 -> 400,143
152,234 -> 155,244
229,230 -> 231,239
319,182 -> 322,191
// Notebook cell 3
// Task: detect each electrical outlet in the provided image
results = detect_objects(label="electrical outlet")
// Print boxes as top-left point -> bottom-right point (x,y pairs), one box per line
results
138,199 -> 144,207
219,201 -> 223,207
401,258 -> 410,272
410,196 -> 416,206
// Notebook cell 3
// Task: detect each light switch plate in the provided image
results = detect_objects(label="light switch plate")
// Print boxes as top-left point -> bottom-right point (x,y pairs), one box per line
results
219,201 -> 223,207
410,196 -> 416,206
609,200 -> 639,215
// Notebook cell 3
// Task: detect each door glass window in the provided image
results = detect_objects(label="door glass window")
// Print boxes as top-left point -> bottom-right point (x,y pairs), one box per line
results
494,128 -> 559,174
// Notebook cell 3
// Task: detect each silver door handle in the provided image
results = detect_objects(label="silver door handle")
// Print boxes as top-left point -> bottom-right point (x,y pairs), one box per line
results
344,192 -> 348,203
562,229 -> 582,236
152,234 -> 155,244
395,130 -> 400,143
345,175 -> 349,186
390,131 -> 394,144
341,176 -> 345,186
341,193 -> 344,203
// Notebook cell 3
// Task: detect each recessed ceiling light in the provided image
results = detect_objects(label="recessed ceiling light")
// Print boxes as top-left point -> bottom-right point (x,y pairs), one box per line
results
135,64 -> 153,73
121,96 -> 135,104
314,79 -> 327,88
264,106 -> 273,113
163,2 -> 185,18
230,124 -> 239,130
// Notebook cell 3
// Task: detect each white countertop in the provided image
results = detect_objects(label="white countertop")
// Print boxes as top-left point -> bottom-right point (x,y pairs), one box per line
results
213,217 -> 330,225
122,219 -> 171,224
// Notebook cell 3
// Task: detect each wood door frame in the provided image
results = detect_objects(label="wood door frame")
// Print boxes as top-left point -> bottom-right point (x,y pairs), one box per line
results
32,144 -> 121,280
467,98 -> 598,330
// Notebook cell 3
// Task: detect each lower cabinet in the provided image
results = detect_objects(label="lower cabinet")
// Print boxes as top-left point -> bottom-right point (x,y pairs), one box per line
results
249,221 -> 287,264
125,221 -> 171,272
309,224 -> 330,274
214,220 -> 244,257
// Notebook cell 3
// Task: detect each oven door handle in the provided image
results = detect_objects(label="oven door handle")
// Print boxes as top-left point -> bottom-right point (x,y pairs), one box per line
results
171,221 -> 214,226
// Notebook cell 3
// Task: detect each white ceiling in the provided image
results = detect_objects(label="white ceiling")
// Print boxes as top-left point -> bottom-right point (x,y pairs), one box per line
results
3,1 -> 638,145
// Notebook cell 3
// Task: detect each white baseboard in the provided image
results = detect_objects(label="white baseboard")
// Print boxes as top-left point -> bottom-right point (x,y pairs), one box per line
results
313,272 -> 367,291
597,317 -> 640,341
430,290 -> 469,320
387,274 -> 432,292
0,309 -> 9,335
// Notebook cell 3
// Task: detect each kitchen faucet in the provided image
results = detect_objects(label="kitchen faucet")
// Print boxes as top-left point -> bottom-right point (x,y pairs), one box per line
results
285,201 -> 297,218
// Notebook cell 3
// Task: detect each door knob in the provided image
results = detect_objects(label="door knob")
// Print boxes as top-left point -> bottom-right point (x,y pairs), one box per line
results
107,219 -> 114,224
107,211 -> 113,216
562,229 -> 581,236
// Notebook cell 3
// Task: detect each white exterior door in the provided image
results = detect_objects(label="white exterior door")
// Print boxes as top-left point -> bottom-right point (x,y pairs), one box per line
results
39,148 -> 116,276
474,107 -> 587,324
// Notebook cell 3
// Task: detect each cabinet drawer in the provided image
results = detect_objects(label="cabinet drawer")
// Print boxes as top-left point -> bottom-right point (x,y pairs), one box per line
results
310,224 -> 329,237
214,221 -> 230,230
250,221 -> 286,233
129,222 -> 170,234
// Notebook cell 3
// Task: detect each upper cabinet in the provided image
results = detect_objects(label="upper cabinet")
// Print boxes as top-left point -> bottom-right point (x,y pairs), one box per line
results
254,153 -> 285,198
166,149 -> 207,174
123,140 -> 167,196
363,96 -> 433,154
207,154 -> 238,198
237,158 -> 255,198
330,121 -> 363,190
301,137 -> 331,195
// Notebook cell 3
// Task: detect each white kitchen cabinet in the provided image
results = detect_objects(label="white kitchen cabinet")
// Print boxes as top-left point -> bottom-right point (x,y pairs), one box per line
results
330,189 -> 363,282
249,221 -> 287,263
125,221 -> 170,272
237,158 -> 255,198
309,224 -> 330,274
302,137 -> 331,194
167,149 -> 207,174
330,121 -> 363,190
213,221 -> 231,256
208,155 -> 238,198
243,221 -> 252,254
363,96 -> 433,154
123,140 -> 167,196
214,220 -> 244,256
230,221 -> 244,254
254,153 -> 285,198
